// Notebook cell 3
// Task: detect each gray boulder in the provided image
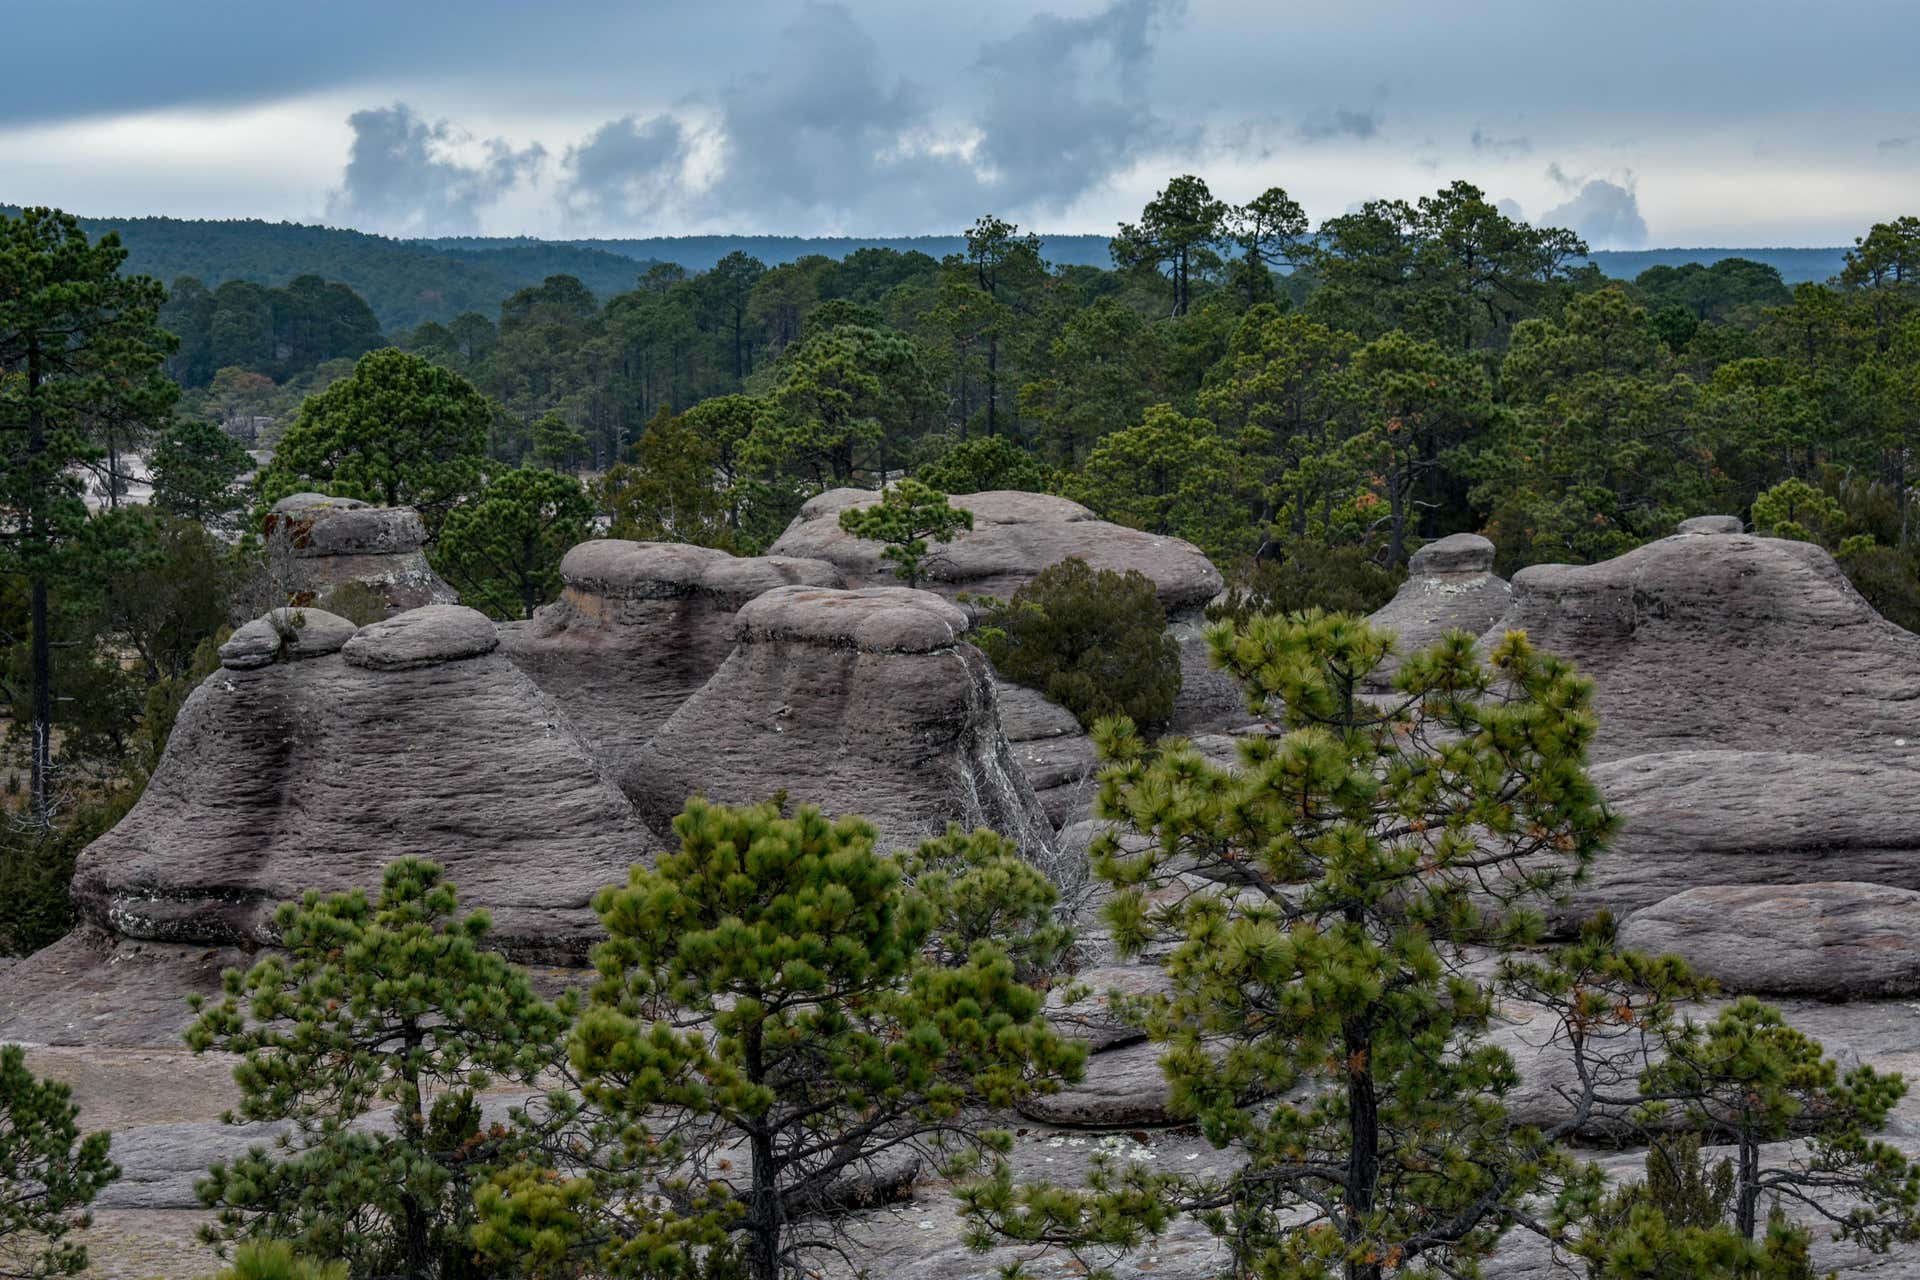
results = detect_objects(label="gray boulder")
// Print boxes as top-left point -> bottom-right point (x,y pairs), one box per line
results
1621,882 -> 1920,998
500,540 -> 844,766
995,682 -> 1098,828
1364,532 -> 1511,688
769,489 -> 1243,738
68,605 -> 653,965
623,585 -> 1056,858
1676,514 -> 1744,535
266,492 -> 457,616
1018,1039 -> 1179,1128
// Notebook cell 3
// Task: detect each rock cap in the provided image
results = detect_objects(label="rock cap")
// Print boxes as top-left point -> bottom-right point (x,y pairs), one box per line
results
1409,532 -> 1495,576
1676,514 -> 1744,536
557,540 -> 842,605
342,604 -> 499,671
218,608 -> 358,669
735,586 -> 971,655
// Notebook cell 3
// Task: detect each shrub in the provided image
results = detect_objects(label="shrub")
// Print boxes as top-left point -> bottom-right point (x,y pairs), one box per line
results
973,557 -> 1180,731
1208,541 -> 1403,624
0,1044 -> 119,1278
211,1240 -> 348,1280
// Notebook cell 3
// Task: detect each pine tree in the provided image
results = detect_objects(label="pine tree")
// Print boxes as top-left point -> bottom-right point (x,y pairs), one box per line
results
479,799 -> 1083,1280
835,479 -> 972,587
184,859 -> 573,1279
0,1045 -> 119,1279
964,613 -> 1620,1279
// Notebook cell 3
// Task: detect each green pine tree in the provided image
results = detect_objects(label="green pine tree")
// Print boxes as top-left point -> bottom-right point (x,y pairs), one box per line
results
835,479 -> 972,587
184,859 -> 574,1280
0,1045 -> 119,1279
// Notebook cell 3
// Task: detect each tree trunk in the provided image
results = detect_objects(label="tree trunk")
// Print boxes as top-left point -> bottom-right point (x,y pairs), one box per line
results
1344,1016 -> 1381,1280
986,334 -> 999,438
26,338 -> 53,829
1735,1130 -> 1761,1241
744,1022 -> 781,1280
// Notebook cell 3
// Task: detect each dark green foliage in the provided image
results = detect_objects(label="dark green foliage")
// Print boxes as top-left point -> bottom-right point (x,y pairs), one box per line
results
161,273 -> 382,388
915,434 -> 1054,495
430,467 -> 594,620
0,1044 -> 119,1278
1208,544 -> 1404,624
259,348 -> 490,532
476,799 -> 1082,1280
149,419 -> 253,529
836,479 -> 973,587
973,558 -> 1181,731
184,859 -> 574,1280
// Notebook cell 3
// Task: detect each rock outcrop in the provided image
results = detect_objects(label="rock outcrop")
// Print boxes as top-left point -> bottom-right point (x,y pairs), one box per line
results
1621,882 -> 1920,998
501,540 -> 843,764
1482,532 -> 1920,935
768,488 -> 1243,740
995,682 -> 1099,827
266,493 -> 457,617
68,604 -> 652,965
623,585 -> 1056,857
1365,533 -> 1511,687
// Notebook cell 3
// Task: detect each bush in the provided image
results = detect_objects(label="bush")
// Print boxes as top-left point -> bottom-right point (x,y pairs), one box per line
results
0,1044 -> 118,1277
1208,541 -> 1404,625
973,557 -> 1181,731
211,1240 -> 348,1280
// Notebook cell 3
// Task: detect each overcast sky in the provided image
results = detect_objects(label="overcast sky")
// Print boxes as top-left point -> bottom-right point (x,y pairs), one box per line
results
3,0 -> 1914,247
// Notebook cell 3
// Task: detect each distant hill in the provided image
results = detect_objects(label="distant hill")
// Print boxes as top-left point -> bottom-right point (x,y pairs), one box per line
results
427,233 -> 1121,273
438,234 -> 1850,285
0,208 -> 660,331
1586,247 -> 1849,285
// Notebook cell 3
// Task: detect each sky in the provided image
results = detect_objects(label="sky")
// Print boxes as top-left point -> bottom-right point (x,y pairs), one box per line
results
2,0 -> 1915,249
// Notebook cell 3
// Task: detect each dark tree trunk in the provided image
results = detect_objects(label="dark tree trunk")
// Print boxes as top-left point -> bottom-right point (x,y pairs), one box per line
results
26,338 -> 53,829
1344,1015 -> 1381,1280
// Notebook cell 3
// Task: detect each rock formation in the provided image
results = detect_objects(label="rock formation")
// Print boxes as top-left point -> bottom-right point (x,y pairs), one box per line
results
1620,882 -> 1920,998
266,492 -> 457,617
1364,532 -> 1511,687
623,585 -> 1057,857
994,681 -> 1099,827
767,488 -> 1244,739
67,604 -> 652,966
1482,528 -> 1920,934
500,539 -> 843,764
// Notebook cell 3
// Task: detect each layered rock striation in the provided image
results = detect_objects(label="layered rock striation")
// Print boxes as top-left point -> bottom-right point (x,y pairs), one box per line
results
1364,532 -> 1512,688
500,540 -> 843,764
624,585 -> 1057,857
69,604 -> 652,965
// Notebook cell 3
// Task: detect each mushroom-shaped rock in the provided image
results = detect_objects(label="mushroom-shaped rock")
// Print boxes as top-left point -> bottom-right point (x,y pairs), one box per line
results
70,609 -> 653,965
1621,883 -> 1920,998
770,489 -> 1243,749
1363,533 -> 1510,688
218,608 -> 358,669
623,585 -> 1056,858
1676,514 -> 1744,535
500,540 -> 845,763
265,492 -> 457,617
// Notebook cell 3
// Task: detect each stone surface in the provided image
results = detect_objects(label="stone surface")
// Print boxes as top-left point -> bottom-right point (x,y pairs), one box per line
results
1018,1039 -> 1179,1127
0,927 -> 245,1047
341,602 -> 499,670
769,489 -> 1224,616
501,540 -> 844,766
624,585 -> 1056,858
265,492 -> 457,616
1045,965 -> 1171,1050
218,607 -> 358,668
1364,532 -> 1511,688
1621,882 -> 1920,998
994,682 -> 1098,827
1557,751 -> 1920,923
1676,514 -> 1744,535
66,612 -> 654,965
1484,533 -> 1920,764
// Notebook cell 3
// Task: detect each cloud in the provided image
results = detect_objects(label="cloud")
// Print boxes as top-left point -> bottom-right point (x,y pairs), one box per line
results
1878,136 -> 1911,154
1471,127 -> 1531,158
562,113 -> 692,228
971,0 -> 1185,212
1496,197 -> 1525,221
328,103 -> 541,236
1541,176 -> 1648,248
1297,107 -> 1380,143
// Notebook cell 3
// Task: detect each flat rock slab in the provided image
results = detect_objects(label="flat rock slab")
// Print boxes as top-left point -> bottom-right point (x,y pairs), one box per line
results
0,928 -> 245,1047
1018,1039 -> 1178,1128
1045,965 -> 1171,1050
1622,882 -> 1920,997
